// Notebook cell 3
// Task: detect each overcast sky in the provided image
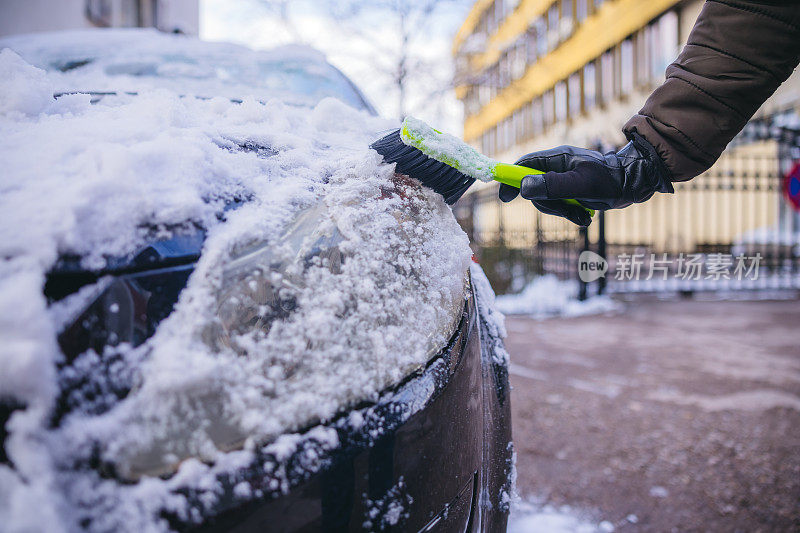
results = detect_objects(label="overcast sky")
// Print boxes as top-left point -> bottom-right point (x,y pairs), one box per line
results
200,0 -> 472,134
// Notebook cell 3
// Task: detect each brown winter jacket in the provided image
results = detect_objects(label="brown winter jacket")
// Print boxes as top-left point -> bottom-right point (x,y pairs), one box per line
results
623,1 -> 800,181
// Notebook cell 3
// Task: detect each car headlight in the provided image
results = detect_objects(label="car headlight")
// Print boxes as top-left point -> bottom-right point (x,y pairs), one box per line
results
49,261 -> 193,425
205,203 -> 344,353
50,176 -> 471,481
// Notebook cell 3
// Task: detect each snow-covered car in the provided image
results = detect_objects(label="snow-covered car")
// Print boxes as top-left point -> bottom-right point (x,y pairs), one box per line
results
0,30 -> 512,532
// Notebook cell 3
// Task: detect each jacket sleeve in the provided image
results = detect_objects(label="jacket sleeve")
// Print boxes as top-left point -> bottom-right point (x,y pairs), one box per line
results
623,1 -> 800,181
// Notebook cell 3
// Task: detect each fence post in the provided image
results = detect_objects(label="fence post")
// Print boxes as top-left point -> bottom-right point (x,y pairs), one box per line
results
497,188 -> 505,246
578,226 -> 589,301
597,210 -> 606,295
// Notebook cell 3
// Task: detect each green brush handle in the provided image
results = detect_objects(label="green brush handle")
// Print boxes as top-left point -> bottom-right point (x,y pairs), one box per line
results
492,163 -> 595,217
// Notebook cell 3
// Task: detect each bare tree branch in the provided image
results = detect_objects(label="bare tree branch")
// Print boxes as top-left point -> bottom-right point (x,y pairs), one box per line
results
322,0 -> 464,120
255,0 -> 469,123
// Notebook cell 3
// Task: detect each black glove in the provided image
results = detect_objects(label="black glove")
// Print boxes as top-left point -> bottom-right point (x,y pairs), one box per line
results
499,132 -> 674,226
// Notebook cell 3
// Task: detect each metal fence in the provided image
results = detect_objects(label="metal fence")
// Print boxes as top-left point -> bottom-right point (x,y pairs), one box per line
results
454,126 -> 800,297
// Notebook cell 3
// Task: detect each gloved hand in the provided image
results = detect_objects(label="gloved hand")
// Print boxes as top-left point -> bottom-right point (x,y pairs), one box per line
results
498,132 -> 674,226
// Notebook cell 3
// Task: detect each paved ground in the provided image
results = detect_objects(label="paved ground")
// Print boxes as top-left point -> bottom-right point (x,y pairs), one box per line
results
506,298 -> 800,532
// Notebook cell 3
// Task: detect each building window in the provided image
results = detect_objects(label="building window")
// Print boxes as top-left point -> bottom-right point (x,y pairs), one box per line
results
576,0 -> 588,21
562,0 -> 573,21
526,26 -> 538,64
120,0 -> 138,26
466,88 -> 480,116
647,21 -> 661,84
483,1 -> 498,35
478,9 -> 489,36
547,3 -> 559,31
478,82 -> 491,107
495,121 -> 502,153
560,0 -> 575,41
118,0 -> 158,28
620,38 -> 634,95
531,97 -> 543,134
635,28 -> 649,88
542,90 -> 555,126
495,0 -> 505,26
496,121 -> 503,153
568,72 -> 582,117
536,18 -> 548,57
583,61 -> 596,111
511,42 -> 527,80
547,3 -> 559,50
140,0 -> 158,27
498,52 -> 509,88
522,102 -> 532,140
555,81 -> 568,122
600,50 -> 614,105
654,11 -> 679,80
520,103 -> 528,140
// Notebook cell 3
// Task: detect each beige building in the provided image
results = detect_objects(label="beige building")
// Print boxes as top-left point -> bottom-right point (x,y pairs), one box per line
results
453,0 -> 800,254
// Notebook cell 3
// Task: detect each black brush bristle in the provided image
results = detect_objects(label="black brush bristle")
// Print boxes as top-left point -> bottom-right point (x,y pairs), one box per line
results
370,129 -> 475,205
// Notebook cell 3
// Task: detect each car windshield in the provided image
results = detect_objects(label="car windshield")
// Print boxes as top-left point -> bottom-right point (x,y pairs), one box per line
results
0,28 -> 373,110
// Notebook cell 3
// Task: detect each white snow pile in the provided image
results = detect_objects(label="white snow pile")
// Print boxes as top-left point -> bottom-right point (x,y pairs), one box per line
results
495,275 -> 621,318
731,225 -> 800,257
0,42 -> 472,532
508,499 -> 615,533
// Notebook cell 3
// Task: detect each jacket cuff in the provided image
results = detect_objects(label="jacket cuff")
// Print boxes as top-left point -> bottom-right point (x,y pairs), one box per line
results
626,129 -> 674,194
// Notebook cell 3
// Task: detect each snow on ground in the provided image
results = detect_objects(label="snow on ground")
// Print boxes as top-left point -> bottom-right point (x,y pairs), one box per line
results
496,275 -> 621,318
508,498 -> 616,533
731,225 -> 800,257
606,275 -> 800,294
0,34 -> 472,532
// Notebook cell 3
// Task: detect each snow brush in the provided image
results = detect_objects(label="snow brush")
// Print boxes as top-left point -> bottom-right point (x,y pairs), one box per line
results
371,117 -> 594,217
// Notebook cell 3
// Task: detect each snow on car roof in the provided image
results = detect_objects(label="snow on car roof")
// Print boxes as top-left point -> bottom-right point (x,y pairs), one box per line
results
0,42 -> 471,531
0,28 -> 372,110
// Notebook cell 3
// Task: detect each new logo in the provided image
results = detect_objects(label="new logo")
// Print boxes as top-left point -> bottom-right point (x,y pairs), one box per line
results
577,250 -> 608,282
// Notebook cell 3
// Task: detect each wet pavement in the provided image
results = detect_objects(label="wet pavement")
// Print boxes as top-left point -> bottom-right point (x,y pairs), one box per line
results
505,298 -> 800,532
